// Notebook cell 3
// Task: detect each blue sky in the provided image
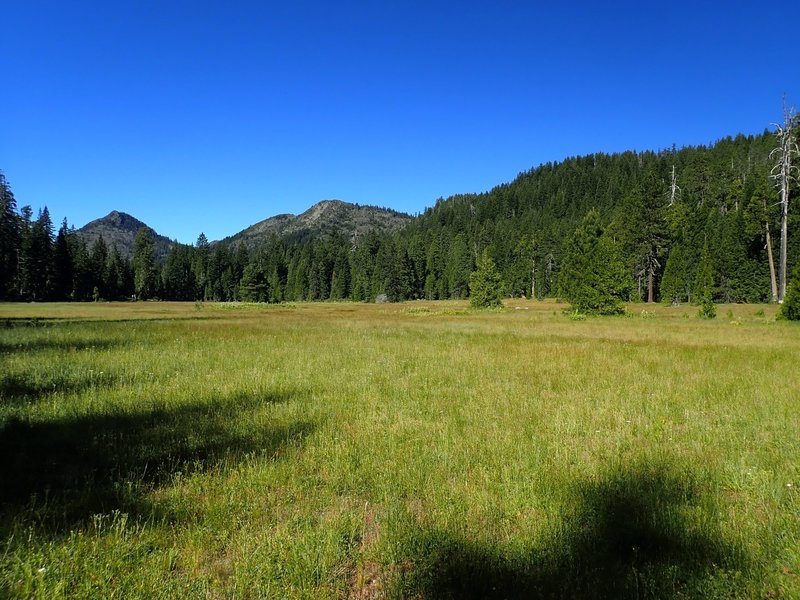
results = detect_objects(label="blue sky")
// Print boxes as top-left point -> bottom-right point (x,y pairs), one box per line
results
2,1 -> 796,243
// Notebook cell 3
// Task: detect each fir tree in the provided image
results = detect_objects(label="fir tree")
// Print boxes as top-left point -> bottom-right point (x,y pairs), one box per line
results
558,209 -> 629,314
779,260 -> 800,320
694,241 -> 716,318
469,249 -> 503,308
0,172 -> 20,299
53,219 -> 74,300
239,261 -> 267,302
133,227 -> 159,299
660,244 -> 689,305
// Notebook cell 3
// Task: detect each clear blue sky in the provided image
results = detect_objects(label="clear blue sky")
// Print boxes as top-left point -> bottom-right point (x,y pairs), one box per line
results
2,1 -> 796,244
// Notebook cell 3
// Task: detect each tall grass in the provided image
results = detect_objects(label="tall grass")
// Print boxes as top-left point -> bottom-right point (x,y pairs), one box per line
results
0,301 -> 798,598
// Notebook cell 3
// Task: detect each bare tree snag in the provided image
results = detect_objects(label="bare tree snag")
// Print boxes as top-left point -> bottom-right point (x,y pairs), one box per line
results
770,99 -> 799,303
668,165 -> 681,206
764,198 -> 779,303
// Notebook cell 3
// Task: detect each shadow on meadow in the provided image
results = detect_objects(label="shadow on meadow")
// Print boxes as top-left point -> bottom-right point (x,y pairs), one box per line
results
0,335 -> 132,355
0,389 -> 314,530
0,371 -> 121,407
399,460 -> 747,599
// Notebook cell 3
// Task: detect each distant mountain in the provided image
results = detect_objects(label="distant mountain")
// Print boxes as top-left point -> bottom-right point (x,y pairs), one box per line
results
220,199 -> 412,248
77,211 -> 174,260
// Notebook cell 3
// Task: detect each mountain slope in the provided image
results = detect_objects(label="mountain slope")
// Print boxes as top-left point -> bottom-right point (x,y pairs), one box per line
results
77,211 -> 174,260
220,200 -> 412,248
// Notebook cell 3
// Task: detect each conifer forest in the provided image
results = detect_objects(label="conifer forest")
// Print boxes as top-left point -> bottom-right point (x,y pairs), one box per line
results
1,129 -> 798,311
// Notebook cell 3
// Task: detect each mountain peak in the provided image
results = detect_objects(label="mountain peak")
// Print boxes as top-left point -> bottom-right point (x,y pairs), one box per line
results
94,210 -> 146,231
77,211 -> 173,260
222,199 -> 412,248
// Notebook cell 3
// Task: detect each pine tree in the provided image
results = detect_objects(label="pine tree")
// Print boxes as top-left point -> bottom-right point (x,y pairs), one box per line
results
133,227 -> 158,299
660,244 -> 689,305
162,244 -> 197,300
446,233 -> 472,299
0,172 -> 20,299
615,171 -> 668,302
53,219 -> 74,300
694,241 -> 716,318
238,260 -> 267,302
558,209 -> 629,314
779,260 -> 800,320
469,249 -> 504,308
21,207 -> 55,300
90,235 -> 109,299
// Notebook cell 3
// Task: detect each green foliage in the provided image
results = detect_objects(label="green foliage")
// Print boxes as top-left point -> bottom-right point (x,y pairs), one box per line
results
558,209 -> 629,315
660,244 -> 689,304
469,249 -> 504,308
0,172 -> 20,299
132,228 -> 159,300
694,241 -> 716,318
613,169 -> 668,301
779,261 -> 800,320
0,129 -> 793,305
238,262 -> 267,302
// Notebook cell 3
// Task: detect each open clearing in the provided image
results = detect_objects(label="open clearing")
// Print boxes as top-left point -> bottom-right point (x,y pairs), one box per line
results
1,300 -> 798,598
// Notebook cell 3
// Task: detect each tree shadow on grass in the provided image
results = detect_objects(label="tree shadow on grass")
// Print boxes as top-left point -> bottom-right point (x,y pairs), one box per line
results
0,371 -> 121,407
400,459 -> 748,599
0,335 -> 131,355
0,389 -> 314,531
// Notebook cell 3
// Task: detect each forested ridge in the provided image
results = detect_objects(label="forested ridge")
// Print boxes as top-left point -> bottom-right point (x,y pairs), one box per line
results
1,129 -> 797,305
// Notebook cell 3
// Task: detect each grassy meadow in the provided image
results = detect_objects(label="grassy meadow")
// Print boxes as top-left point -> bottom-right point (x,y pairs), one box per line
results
0,300 -> 798,598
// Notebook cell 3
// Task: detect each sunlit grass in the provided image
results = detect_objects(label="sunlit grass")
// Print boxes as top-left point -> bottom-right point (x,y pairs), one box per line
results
0,300 -> 798,598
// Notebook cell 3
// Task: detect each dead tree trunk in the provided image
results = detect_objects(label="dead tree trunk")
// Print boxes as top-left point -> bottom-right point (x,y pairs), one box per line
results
766,223 -> 779,303
770,100 -> 798,303
668,165 -> 681,206
764,199 -> 779,303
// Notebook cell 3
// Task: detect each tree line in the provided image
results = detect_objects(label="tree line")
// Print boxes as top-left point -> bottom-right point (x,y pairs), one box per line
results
1,127 -> 797,309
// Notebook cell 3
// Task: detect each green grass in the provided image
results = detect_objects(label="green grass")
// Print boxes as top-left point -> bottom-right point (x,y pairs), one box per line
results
0,300 -> 798,598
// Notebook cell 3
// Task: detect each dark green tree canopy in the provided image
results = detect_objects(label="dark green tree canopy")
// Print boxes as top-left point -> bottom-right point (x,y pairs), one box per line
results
558,209 -> 629,315
469,249 -> 504,309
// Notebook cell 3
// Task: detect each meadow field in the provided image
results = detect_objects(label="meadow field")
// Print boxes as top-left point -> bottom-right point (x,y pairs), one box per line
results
0,300 -> 798,599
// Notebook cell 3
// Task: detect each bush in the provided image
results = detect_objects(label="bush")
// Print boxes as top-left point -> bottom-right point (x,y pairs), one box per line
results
698,298 -> 716,319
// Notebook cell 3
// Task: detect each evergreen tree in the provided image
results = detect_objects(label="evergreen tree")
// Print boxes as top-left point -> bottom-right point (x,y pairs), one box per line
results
90,235 -> 109,299
52,219 -> 75,300
194,233 -> 211,299
660,244 -> 689,305
162,244 -> 197,300
106,246 -> 127,299
0,172 -> 20,299
469,248 -> 503,308
329,245 -> 350,300
446,233 -> 472,299
694,241 -> 716,318
20,207 -> 55,300
615,171 -> 668,302
238,260 -> 267,302
558,209 -> 629,314
423,235 -> 442,299
779,260 -> 800,320
133,227 -> 159,299
70,236 -> 94,301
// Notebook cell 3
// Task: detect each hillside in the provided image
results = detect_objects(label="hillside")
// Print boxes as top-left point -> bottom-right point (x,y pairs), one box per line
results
220,200 -> 412,248
77,211 -> 174,260
2,129 -> 798,304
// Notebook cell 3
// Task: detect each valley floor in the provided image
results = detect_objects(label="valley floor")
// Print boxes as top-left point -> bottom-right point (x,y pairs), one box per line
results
0,300 -> 798,598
